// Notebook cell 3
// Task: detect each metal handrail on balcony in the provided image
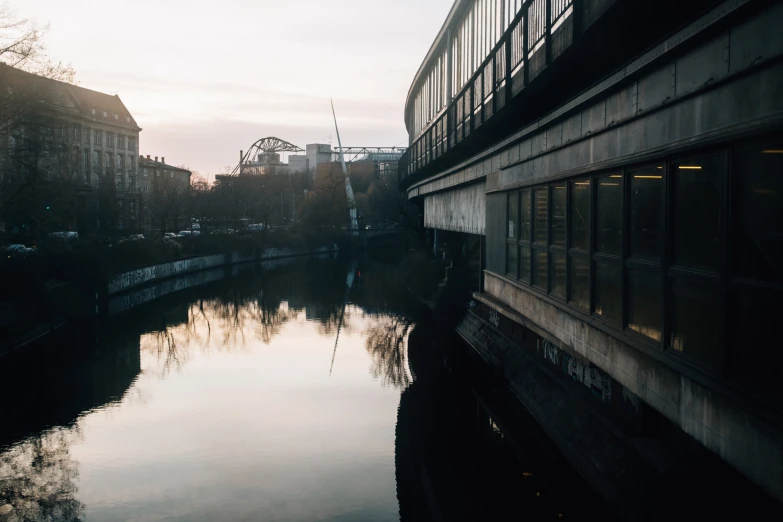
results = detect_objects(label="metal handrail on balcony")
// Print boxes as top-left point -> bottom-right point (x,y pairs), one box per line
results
400,0 -> 575,185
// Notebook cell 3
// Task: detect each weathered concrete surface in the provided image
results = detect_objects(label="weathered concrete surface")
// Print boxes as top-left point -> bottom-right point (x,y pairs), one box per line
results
423,181 -> 486,235
480,271 -> 783,503
107,245 -> 337,296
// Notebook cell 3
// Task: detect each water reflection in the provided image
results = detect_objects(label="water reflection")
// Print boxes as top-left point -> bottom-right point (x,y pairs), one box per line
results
0,254 -> 602,521
0,255 -> 420,521
0,429 -> 84,522
365,317 -> 413,389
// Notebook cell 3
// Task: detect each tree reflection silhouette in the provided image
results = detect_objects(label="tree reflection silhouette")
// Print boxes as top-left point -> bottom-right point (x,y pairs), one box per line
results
365,316 -> 413,389
0,429 -> 84,522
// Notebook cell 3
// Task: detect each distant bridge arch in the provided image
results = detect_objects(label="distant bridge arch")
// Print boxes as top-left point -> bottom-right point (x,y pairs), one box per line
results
232,137 -> 304,175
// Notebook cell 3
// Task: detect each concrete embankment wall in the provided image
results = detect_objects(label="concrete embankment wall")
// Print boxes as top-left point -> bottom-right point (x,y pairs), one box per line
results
106,245 -> 338,296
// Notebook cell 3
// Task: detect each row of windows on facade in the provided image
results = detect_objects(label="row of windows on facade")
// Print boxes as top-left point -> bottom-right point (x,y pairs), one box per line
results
500,134 -> 782,381
410,0 -> 573,137
88,108 -> 132,124
52,124 -> 138,151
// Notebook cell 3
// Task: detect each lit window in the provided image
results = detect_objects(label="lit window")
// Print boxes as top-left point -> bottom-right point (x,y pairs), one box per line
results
627,166 -> 663,341
594,173 -> 623,323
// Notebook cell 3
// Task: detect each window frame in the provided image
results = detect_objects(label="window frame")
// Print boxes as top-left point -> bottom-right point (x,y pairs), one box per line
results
592,172 -> 624,327
568,177 -> 591,312
623,162 -> 666,346
492,134 -> 782,403
531,186 -> 549,291
664,148 -> 729,375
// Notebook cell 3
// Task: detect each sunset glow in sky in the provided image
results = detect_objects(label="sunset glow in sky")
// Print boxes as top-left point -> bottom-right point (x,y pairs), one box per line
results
16,0 -> 453,176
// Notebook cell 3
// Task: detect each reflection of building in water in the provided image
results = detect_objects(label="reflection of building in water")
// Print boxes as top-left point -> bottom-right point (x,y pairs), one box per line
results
0,327 -> 142,449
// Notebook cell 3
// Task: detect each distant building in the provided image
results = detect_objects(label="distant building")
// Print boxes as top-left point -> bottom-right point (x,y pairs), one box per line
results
0,63 -> 142,234
288,155 -> 309,173
306,144 -> 333,178
239,152 -> 309,176
138,156 -> 191,233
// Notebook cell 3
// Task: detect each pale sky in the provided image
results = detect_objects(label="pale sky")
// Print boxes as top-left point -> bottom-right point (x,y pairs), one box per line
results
16,0 -> 453,176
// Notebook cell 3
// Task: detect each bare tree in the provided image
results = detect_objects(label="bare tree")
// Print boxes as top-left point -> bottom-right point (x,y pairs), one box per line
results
0,4 -> 77,236
149,174 -> 187,234
0,2 -> 73,81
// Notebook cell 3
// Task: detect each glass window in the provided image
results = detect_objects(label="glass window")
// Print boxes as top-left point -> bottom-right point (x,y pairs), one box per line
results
594,262 -> 621,323
570,256 -> 590,310
533,188 -> 548,243
520,246 -> 531,284
629,166 -> 663,262
571,180 -> 590,251
532,249 -> 548,289
508,192 -> 519,239
733,141 -> 783,283
520,190 -> 531,241
596,174 -> 623,255
730,287 -> 782,399
551,251 -> 566,299
507,245 -> 519,278
673,155 -> 723,271
671,280 -> 723,370
628,269 -> 662,341
551,183 -> 566,246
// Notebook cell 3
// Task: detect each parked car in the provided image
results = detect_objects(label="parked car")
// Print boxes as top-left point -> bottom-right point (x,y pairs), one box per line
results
191,230 -> 201,236
5,244 -> 35,258
163,232 -> 178,239
177,231 -> 192,237
127,234 -> 145,241
191,223 -> 201,231
47,231 -> 79,242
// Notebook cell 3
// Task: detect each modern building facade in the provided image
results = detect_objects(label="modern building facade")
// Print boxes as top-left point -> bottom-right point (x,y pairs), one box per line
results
401,0 -> 783,505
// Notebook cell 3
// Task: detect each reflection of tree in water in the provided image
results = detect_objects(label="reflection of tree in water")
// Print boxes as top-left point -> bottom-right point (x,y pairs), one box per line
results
365,315 -> 413,389
0,429 -> 84,522
139,258 -> 413,376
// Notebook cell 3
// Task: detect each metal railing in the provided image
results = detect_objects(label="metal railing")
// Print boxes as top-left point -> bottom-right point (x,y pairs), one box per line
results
400,0 -> 576,184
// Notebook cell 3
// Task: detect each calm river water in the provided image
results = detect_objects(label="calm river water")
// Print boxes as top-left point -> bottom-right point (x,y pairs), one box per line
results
0,254 -> 605,522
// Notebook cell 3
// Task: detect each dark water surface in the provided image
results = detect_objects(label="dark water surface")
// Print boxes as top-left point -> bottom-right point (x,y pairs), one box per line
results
0,255 -> 604,522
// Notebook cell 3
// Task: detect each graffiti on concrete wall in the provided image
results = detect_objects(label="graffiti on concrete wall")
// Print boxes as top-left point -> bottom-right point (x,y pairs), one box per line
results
540,339 -> 612,404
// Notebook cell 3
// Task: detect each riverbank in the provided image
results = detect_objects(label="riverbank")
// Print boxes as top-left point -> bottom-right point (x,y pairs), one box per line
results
0,229 -> 347,356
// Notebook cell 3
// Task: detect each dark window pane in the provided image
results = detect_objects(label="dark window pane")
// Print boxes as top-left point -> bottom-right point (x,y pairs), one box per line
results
532,249 -> 548,289
507,243 -> 519,278
628,269 -> 662,341
671,280 -> 723,371
629,167 -> 662,262
596,174 -> 623,255
594,262 -> 621,323
730,287 -> 782,400
520,190 -> 532,241
520,246 -> 531,283
552,184 -> 567,246
571,180 -> 590,251
508,192 -> 519,240
551,250 -> 566,299
569,255 -> 589,310
534,188 -> 548,243
673,155 -> 723,271
733,142 -> 783,283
